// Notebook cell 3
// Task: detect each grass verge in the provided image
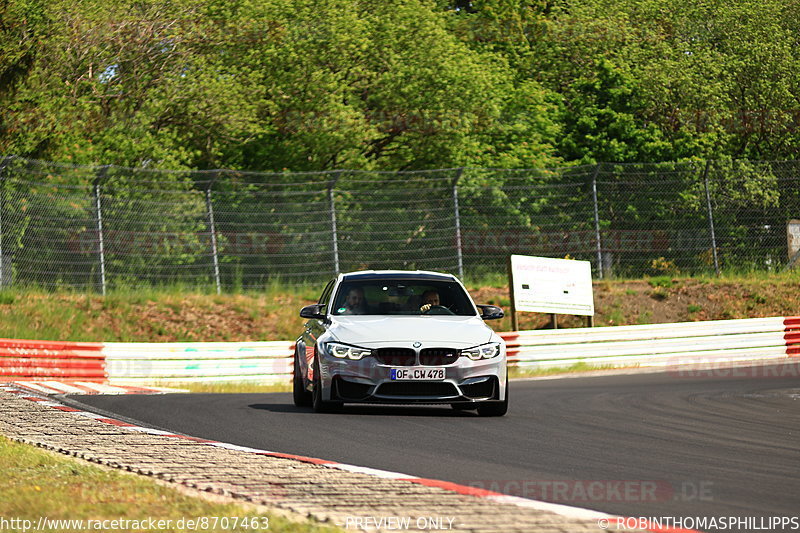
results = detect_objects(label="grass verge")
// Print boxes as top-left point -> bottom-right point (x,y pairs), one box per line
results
0,271 -> 798,342
154,382 -> 292,394
508,362 -> 624,379
0,436 -> 341,533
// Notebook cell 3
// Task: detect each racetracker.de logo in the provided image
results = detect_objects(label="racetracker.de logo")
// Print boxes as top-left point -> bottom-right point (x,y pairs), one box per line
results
666,361 -> 800,379
462,480 -> 713,503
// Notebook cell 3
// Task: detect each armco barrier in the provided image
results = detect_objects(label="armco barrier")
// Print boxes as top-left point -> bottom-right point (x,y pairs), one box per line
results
0,338 -> 105,380
786,317 -> 800,356
501,316 -> 800,371
2,316 -> 798,384
104,341 -> 295,385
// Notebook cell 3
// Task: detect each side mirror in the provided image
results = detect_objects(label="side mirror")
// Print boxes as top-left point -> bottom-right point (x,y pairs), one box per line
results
477,304 -> 504,320
300,304 -> 326,320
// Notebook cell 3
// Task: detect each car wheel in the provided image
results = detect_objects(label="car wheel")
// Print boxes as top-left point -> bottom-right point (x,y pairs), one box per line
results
293,350 -> 312,407
312,357 -> 342,413
477,376 -> 508,417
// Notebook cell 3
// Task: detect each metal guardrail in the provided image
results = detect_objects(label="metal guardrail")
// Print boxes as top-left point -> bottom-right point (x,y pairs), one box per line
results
501,317 -> 800,371
104,341 -> 294,384
2,317 -> 799,384
0,338 -> 105,379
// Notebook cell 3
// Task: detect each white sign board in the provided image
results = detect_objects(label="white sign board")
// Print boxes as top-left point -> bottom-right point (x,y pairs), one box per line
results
788,220 -> 800,260
510,255 -> 594,316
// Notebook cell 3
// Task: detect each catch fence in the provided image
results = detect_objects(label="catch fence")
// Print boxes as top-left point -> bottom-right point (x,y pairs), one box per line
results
0,156 -> 798,292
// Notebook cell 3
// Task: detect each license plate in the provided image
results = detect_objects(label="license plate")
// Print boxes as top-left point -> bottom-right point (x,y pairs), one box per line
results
390,368 -> 445,380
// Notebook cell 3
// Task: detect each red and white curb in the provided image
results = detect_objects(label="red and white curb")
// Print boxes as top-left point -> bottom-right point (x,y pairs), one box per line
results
1,383 -> 700,533
10,380 -> 187,395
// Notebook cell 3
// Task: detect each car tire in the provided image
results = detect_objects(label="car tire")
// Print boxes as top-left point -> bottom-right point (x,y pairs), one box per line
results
477,376 -> 508,417
312,357 -> 342,413
293,350 -> 312,407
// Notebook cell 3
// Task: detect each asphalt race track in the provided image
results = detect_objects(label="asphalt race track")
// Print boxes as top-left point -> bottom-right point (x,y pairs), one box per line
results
71,365 -> 800,520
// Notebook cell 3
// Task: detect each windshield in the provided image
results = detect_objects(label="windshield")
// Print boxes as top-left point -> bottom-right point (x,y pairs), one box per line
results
331,279 -> 477,316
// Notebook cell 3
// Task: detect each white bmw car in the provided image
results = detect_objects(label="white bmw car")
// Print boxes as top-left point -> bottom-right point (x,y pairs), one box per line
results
294,270 -> 508,416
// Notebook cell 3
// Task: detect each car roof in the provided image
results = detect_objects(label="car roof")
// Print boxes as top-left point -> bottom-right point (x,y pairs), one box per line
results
339,270 -> 459,282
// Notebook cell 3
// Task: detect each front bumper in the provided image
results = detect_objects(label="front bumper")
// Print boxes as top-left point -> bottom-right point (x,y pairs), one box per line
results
318,349 -> 507,404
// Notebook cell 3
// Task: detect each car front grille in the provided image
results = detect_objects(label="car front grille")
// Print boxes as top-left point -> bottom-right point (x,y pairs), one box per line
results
375,348 -> 416,366
419,348 -> 459,366
375,381 -> 459,397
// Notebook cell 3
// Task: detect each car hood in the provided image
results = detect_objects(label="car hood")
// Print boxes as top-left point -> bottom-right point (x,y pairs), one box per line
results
328,315 -> 496,349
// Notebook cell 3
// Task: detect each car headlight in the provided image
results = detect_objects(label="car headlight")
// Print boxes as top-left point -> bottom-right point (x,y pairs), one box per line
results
461,343 -> 501,360
324,342 -> 372,360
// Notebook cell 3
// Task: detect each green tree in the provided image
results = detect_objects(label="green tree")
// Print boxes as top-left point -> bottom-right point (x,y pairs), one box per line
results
232,0 -> 559,171
532,0 -> 800,162
559,59 -> 676,164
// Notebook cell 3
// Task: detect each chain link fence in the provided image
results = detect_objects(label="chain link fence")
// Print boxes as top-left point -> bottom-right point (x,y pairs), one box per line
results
1,156 -> 798,292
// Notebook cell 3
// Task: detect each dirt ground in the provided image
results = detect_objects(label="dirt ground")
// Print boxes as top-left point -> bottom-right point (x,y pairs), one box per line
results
135,278 -> 799,339
2,277 -> 798,342
469,278 -> 800,332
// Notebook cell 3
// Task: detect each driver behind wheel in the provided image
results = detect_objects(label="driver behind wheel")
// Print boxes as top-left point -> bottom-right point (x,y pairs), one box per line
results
340,287 -> 368,314
419,290 -> 440,313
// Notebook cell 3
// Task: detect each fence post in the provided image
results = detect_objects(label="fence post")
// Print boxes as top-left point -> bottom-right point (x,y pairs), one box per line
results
328,171 -> 341,275
452,167 -> 465,279
93,165 -> 110,295
204,173 -> 221,294
702,160 -> 720,276
591,163 -> 604,279
0,156 -> 11,287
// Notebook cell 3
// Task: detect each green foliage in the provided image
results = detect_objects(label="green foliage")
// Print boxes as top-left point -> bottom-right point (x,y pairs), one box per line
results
647,276 -> 674,289
0,0 -> 562,171
534,0 -> 800,162
559,59 -> 677,164
1,0 -> 800,170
